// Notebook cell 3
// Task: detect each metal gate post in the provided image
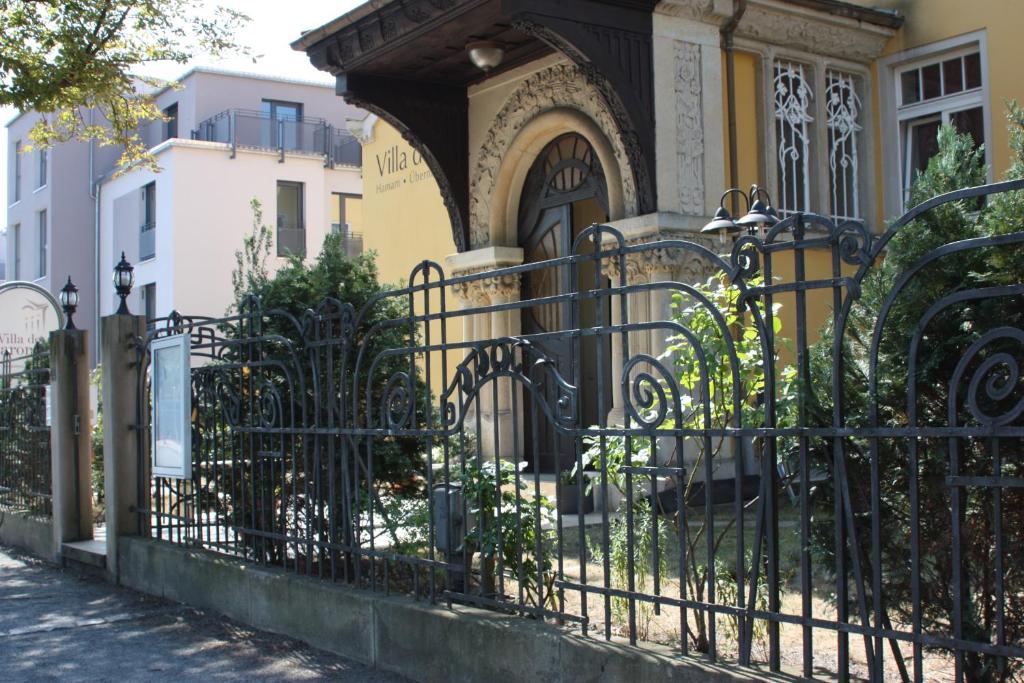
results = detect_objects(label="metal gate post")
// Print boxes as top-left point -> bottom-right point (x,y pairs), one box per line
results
49,328 -> 92,553
102,313 -> 146,583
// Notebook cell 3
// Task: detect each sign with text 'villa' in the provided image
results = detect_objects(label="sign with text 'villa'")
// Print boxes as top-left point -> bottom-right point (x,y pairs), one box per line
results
0,282 -> 63,371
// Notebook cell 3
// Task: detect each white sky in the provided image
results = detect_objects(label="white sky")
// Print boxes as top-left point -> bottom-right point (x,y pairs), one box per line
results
0,0 -> 364,233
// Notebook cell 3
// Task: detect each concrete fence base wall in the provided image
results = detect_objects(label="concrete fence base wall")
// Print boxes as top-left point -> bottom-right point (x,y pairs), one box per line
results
0,511 -> 56,562
118,537 -> 774,683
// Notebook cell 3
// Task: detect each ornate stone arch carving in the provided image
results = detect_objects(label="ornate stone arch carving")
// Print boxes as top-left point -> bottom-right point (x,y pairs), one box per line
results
468,63 -> 640,249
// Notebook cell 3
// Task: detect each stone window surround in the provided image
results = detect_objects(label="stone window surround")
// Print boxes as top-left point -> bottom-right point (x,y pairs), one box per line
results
877,29 -> 992,220
733,38 -> 876,229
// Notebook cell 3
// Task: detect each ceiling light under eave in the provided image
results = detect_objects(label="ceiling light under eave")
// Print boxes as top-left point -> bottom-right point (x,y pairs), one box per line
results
466,41 -> 505,73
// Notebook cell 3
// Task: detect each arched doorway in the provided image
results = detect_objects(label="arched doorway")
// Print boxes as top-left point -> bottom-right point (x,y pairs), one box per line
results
518,133 -> 612,473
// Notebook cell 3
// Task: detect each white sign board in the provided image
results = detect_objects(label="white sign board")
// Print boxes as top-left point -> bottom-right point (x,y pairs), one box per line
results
0,282 -> 63,372
151,334 -> 192,479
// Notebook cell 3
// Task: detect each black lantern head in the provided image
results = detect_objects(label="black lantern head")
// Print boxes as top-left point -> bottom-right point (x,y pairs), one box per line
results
735,185 -> 779,236
702,188 -> 747,245
701,204 -> 738,235
59,276 -> 79,329
114,251 -> 135,315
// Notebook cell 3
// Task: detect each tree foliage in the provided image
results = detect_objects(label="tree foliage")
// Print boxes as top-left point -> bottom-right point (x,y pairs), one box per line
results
810,107 -> 1024,682
0,0 -> 249,167
230,215 -> 428,486
230,198 -> 273,307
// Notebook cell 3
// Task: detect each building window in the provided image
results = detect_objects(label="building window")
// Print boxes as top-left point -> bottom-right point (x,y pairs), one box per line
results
142,283 -> 157,330
140,182 -> 156,260
11,224 -> 20,279
37,148 -> 47,188
773,61 -> 814,216
261,100 -> 303,149
330,192 -> 362,234
37,210 -> 46,278
770,58 -> 866,224
163,103 -> 178,141
825,70 -> 862,222
11,140 -> 21,204
276,181 -> 305,257
143,182 -> 156,225
896,49 -> 985,202
331,192 -> 363,257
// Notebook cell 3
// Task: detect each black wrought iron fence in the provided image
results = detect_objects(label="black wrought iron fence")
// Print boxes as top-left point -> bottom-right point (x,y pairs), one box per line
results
135,180 -> 1024,682
0,345 -> 52,516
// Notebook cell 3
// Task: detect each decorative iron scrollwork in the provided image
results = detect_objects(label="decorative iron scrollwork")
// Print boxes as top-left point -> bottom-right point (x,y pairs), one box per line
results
382,371 -> 415,430
622,354 -> 679,430
953,327 -> 1024,427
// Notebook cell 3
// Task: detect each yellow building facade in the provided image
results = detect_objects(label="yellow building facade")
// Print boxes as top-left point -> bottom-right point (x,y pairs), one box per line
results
300,0 -> 1021,461
337,1 -> 1022,319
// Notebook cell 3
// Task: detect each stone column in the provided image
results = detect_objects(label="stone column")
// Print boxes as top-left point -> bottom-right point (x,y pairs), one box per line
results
485,273 -> 522,460
446,247 -> 524,461
603,252 -> 642,427
49,328 -> 93,548
642,247 -> 679,360
102,313 -> 147,582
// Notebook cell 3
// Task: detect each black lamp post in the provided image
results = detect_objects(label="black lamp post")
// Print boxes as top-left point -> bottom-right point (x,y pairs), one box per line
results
59,276 -> 79,330
113,251 -> 135,315
702,184 -> 779,243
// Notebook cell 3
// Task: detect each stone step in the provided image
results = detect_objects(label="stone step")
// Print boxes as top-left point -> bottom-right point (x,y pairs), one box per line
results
62,539 -> 107,571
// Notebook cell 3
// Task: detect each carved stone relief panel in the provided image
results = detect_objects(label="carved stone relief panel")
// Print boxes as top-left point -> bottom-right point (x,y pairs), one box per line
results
674,41 -> 705,216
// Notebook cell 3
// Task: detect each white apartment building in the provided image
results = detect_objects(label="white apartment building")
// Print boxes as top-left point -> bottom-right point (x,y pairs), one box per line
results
5,67 -> 366,360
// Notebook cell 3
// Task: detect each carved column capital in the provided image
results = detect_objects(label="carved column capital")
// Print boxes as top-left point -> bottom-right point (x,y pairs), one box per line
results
602,233 -> 721,284
482,273 -> 522,304
450,275 -> 488,307
450,271 -> 521,306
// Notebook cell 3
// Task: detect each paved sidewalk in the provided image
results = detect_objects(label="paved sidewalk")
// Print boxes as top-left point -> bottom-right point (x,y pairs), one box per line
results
0,545 -> 408,682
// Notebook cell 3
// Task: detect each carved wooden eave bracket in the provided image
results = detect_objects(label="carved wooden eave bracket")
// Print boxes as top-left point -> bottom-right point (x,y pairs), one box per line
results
297,0 -> 484,252
507,0 -> 660,219
337,73 -> 470,252
657,0 -> 900,63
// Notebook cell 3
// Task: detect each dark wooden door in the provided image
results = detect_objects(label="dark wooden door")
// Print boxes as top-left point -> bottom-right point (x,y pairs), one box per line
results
521,204 -> 574,473
518,133 -> 609,473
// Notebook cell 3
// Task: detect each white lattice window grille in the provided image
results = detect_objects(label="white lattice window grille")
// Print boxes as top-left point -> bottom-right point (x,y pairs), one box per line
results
825,70 -> 862,222
774,61 -> 813,216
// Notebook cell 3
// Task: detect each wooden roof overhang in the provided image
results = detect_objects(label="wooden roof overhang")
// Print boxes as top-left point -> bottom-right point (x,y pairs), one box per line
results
294,0 -> 660,252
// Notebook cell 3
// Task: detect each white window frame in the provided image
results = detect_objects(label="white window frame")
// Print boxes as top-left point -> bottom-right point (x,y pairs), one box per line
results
878,30 -> 991,219
741,43 -> 874,228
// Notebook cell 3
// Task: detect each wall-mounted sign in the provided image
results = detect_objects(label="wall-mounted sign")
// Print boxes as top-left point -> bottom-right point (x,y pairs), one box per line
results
151,334 -> 191,479
372,144 -> 434,194
0,282 -> 64,372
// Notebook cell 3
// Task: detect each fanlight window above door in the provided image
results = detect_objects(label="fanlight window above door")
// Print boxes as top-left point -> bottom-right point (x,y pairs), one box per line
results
518,133 -> 608,237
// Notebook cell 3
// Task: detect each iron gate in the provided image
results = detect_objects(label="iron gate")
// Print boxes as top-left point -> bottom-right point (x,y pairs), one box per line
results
135,180 -> 1024,682
0,345 -> 52,516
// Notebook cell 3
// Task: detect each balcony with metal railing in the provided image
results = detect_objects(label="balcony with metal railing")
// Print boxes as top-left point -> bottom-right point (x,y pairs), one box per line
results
140,222 -> 156,260
330,225 -> 364,258
192,110 -> 362,168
